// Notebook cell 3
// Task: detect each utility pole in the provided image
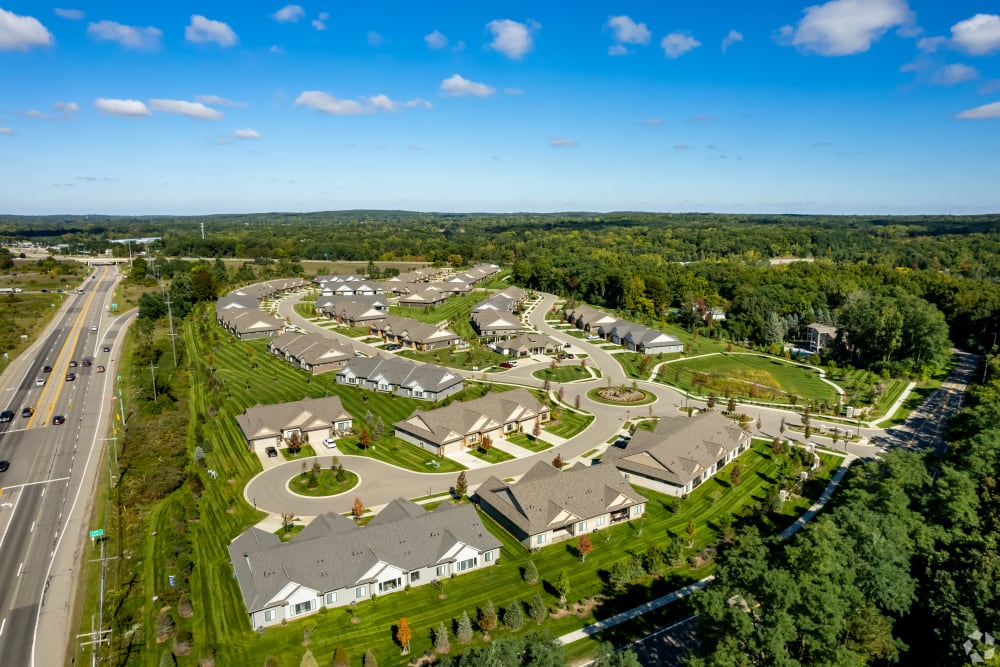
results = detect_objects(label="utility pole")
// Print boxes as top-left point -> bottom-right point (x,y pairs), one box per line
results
149,362 -> 158,402
200,221 -> 206,241
116,381 -> 127,427
165,295 -> 179,367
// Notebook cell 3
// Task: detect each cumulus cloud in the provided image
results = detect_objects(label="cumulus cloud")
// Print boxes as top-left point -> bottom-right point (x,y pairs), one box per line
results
642,118 -> 663,126
312,13 -> 328,31
548,137 -> 577,148
0,127 -> 15,135
94,98 -> 151,117
608,44 -> 628,56
368,94 -> 398,112
87,20 -> 162,50
439,74 -> 496,97
607,15 -> 650,45
185,15 -> 238,47
295,91 -> 370,115
950,14 -> 1000,55
367,30 -> 383,46
234,128 -> 261,139
195,94 -> 246,108
54,8 -> 84,20
956,101 -> 1000,120
722,29 -> 743,53
931,63 -> 978,85
149,99 -> 224,120
486,19 -> 537,60
661,32 -> 701,58
55,101 -> 80,114
917,35 -> 947,52
272,5 -> 304,23
776,0 -> 914,56
405,98 -> 433,109
19,109 -> 51,119
0,7 -> 54,51
425,29 -> 448,49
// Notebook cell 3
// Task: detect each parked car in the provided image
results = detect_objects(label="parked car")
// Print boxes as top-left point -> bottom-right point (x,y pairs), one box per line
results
322,437 -> 338,449
65,372 -> 76,381
52,415 -> 65,425
499,361 -> 515,368
21,406 -> 34,418
265,446 -> 278,458
566,353 -> 576,359
0,410 -> 13,423
386,343 -> 403,351
0,460 -> 9,473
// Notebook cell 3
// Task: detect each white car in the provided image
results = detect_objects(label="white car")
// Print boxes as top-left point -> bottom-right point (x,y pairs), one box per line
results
35,378 -> 45,386
91,325 -> 98,332
322,437 -> 338,449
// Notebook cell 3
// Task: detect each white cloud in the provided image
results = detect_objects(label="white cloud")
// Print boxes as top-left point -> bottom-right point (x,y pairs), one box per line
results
777,0 -> 914,56
0,127 -> 14,135
661,33 -> 701,58
0,8 -> 54,51
94,98 -> 151,118
54,8 -> 84,20
425,29 -> 448,49
917,35 -> 947,52
503,88 -> 524,95
54,101 -> 79,113
368,94 -> 398,112
367,30 -> 383,46
272,5 -> 304,23
608,44 -> 629,56
607,16 -> 650,45
20,109 -> 51,119
722,29 -> 744,53
956,101 -> 1000,119
642,118 -> 663,126
486,19 -> 536,60
931,63 -> 978,85
950,14 -> 1000,55
87,20 -> 162,50
311,19 -> 326,31
439,74 -> 495,97
295,91 -> 370,115
234,128 -> 261,139
548,137 -> 577,148
405,98 -> 433,109
195,94 -> 246,108
185,15 -> 238,47
149,99 -> 224,120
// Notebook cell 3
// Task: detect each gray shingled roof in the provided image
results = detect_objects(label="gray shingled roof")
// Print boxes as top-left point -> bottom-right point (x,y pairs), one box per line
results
395,388 -> 548,446
337,356 -> 463,394
235,396 -> 350,442
601,411 -> 747,487
475,461 -> 647,537
227,499 -> 502,613
269,332 -> 354,366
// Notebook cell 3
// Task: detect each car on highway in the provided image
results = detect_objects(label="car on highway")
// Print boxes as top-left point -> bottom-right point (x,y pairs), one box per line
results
96,365 -> 106,373
0,460 -> 9,473
82,358 -> 92,367
0,410 -> 14,423
265,446 -> 278,458
42,365 -> 52,373
21,406 -> 34,418
69,360 -> 78,368
65,372 -> 76,381
103,345 -> 111,353
322,437 -> 338,449
52,415 -> 65,425
91,325 -> 98,331
35,378 -> 46,386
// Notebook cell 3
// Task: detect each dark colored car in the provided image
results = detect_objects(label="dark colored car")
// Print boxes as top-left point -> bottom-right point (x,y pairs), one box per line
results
21,406 -> 34,418
386,343 -> 403,351
42,365 -> 52,373
65,372 -> 76,381
81,358 -> 92,367
52,415 -> 66,425
0,460 -> 9,473
0,410 -> 13,423
265,446 -> 278,458
499,361 -> 515,368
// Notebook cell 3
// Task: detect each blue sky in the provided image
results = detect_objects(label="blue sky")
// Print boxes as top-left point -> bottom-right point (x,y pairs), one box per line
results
1,1 -> 999,214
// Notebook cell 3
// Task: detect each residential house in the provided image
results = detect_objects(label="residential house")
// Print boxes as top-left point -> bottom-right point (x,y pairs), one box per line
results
470,310 -> 523,339
475,461 -> 648,549
598,320 -> 683,355
398,287 -> 448,308
335,356 -> 464,401
564,305 -> 618,332
495,334 -> 563,357
321,298 -> 389,327
369,315 -> 459,351
394,388 -> 550,456
235,396 -> 353,451
806,323 -> 838,353
601,411 -> 751,497
228,499 -> 502,628
267,333 -> 355,375
218,309 -> 286,340
314,293 -> 388,316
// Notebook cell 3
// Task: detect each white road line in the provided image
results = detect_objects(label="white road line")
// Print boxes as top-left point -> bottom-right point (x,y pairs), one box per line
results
30,520 -> 35,533
0,617 -> 6,637
1,476 -> 70,493
17,562 -> 24,577
0,490 -> 23,557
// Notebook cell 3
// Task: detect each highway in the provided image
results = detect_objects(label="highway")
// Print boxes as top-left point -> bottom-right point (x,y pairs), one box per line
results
0,267 -> 127,667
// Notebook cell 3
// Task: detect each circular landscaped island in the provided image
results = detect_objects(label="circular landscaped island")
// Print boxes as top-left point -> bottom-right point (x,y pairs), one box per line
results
287,467 -> 359,497
587,385 -> 656,406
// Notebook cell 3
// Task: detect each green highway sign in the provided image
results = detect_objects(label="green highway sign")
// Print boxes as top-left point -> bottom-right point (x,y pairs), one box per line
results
89,529 -> 104,539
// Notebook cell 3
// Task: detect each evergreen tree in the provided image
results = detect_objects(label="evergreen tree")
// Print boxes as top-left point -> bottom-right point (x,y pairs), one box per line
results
299,650 -> 318,667
504,599 -> 525,631
434,621 -> 451,653
362,650 -> 377,667
530,592 -> 548,625
456,610 -> 474,643
478,600 -> 498,633
523,559 -> 539,584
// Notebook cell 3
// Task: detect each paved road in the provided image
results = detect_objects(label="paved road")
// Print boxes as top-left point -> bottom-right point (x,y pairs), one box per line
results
0,267 -> 127,667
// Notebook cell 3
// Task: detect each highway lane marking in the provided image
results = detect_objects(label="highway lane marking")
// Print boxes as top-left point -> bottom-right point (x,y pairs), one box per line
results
17,562 -> 23,577
0,489 -> 22,560
26,270 -> 105,430
1,476 -> 71,493
30,521 -> 35,533
0,617 -> 5,637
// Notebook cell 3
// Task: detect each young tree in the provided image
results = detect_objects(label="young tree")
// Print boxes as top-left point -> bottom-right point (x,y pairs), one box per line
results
454,471 -> 468,497
434,621 -> 451,653
730,464 -> 743,486
298,650 -> 318,667
287,431 -> 302,454
364,409 -> 374,427
523,559 -> 539,584
707,393 -> 716,410
552,453 -> 563,469
578,534 -> 593,562
311,459 -> 321,476
362,650 -> 377,667
358,426 -> 372,449
281,512 -> 295,535
373,415 -> 384,442
504,600 -> 525,631
574,394 -> 581,409
533,418 -> 541,437
555,570 -> 571,605
352,497 -> 364,519
456,611 -> 474,643
332,647 -> 349,667
396,617 -> 412,653
684,519 -> 697,548
529,592 -> 547,625
480,434 -> 493,453
727,397 -> 737,413
478,600 -> 498,633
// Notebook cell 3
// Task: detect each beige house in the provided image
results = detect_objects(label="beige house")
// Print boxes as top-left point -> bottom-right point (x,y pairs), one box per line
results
235,397 -> 353,451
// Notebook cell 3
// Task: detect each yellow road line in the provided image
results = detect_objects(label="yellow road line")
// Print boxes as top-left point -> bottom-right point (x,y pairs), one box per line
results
26,269 -> 107,429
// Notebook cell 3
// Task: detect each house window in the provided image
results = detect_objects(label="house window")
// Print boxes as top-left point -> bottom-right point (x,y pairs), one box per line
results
291,600 -> 314,616
436,564 -> 448,577
577,521 -> 587,531
413,390 -> 423,398
263,609 -> 276,622
468,433 -> 478,443
379,577 -> 402,593
632,504 -> 644,516
355,585 -> 367,599
596,516 -> 606,526
536,533 -> 547,545
348,377 -> 357,384
325,592 -> 337,605
457,557 -> 478,572
505,423 -> 515,432
410,571 -> 421,583
484,551 -> 493,563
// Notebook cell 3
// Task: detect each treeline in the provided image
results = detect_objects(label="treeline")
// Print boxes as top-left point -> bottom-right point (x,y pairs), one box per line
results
690,354 -> 1000,665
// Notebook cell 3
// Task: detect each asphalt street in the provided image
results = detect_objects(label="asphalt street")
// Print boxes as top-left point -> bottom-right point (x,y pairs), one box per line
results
0,267 -> 127,667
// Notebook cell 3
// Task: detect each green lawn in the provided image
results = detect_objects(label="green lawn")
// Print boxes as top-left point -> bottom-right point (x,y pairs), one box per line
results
334,435 -> 466,472
288,468 -> 359,496
506,433 -> 553,452
399,344 -> 508,372
0,292 -> 66,374
658,353 -> 838,405
467,444 -> 516,463
544,411 -> 595,438
339,325 -> 371,337
217,441 -> 840,667
390,292 -> 488,325
613,351 -> 682,379
532,364 -> 593,383
293,302 -> 317,318
280,444 -> 317,461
